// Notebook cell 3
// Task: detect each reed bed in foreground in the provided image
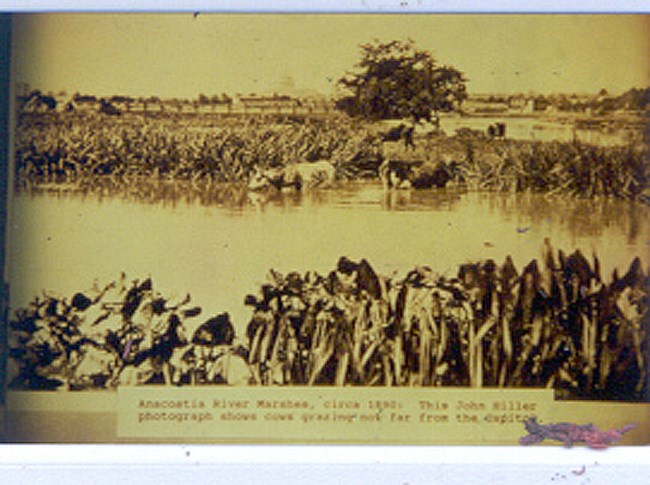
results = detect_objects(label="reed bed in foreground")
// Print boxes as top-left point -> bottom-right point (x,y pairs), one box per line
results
244,242 -> 648,400
8,275 -> 244,390
8,243 -> 648,400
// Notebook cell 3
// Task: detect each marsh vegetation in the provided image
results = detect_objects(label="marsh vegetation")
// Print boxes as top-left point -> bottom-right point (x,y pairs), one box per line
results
9,108 -> 649,401
14,111 -> 649,202
8,242 -> 648,401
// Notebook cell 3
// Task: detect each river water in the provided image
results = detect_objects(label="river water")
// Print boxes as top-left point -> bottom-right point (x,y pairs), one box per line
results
6,183 -> 649,337
435,116 -> 639,146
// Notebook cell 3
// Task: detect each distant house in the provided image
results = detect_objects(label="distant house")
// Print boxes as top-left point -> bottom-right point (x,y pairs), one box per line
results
298,96 -> 333,114
462,94 -> 510,115
463,99 -> 508,114
237,94 -> 301,114
72,94 -> 98,111
129,98 -> 164,113
212,96 -> 233,113
145,101 -> 164,113
20,91 -> 58,113
522,99 -> 535,114
108,95 -> 135,112
173,100 -> 197,114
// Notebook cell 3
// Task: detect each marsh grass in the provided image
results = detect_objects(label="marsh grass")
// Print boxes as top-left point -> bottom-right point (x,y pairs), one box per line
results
14,112 -> 649,202
466,140 -> 649,200
14,112 -> 381,187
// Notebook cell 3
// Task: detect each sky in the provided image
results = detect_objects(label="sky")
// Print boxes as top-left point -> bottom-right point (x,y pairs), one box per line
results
10,14 -> 650,98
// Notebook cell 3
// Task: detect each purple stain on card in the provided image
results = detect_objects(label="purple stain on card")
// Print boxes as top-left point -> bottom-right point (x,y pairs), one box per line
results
122,339 -> 134,360
519,417 -> 636,449
571,466 -> 586,476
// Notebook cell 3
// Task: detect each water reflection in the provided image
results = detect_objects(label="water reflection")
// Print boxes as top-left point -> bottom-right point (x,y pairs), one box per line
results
475,191 -> 648,244
8,182 -> 649,335
19,178 -> 253,209
17,180 -> 649,247
19,179 -> 467,212
380,187 -> 464,212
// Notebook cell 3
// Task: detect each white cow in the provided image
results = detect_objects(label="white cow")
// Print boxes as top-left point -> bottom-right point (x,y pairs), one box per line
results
248,160 -> 336,191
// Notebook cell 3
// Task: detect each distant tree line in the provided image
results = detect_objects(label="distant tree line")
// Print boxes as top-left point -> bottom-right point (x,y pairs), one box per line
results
591,87 -> 650,113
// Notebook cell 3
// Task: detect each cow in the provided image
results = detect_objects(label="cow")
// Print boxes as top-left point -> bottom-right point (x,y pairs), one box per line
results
380,123 -> 416,149
379,158 -> 455,190
284,160 -> 336,189
378,159 -> 415,189
487,122 -> 506,139
248,160 -> 336,191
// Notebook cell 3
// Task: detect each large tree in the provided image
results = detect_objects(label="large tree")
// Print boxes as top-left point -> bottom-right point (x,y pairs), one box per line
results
336,39 -> 467,124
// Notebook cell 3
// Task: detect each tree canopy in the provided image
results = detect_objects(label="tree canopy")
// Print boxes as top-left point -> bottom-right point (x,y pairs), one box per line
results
336,39 -> 467,123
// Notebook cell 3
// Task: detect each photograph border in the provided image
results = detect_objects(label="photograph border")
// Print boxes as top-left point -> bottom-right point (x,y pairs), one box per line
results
1,1 -> 649,483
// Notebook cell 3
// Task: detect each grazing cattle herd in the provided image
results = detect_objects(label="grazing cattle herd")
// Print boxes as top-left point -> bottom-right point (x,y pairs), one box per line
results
245,121 -> 502,192
246,122 -> 461,192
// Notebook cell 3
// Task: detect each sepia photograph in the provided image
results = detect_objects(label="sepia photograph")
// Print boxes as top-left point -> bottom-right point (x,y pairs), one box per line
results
2,13 -> 649,444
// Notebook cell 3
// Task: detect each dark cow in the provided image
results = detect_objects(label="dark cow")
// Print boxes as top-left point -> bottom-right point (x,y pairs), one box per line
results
379,159 -> 454,189
487,122 -> 506,139
381,123 -> 415,149
378,159 -> 416,189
